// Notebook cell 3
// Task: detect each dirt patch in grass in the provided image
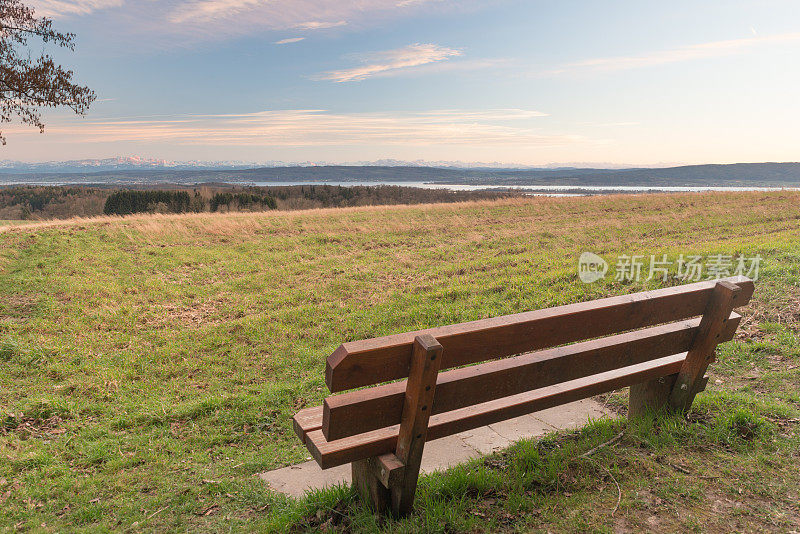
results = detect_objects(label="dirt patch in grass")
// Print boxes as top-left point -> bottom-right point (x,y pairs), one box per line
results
3,293 -> 39,316
291,499 -> 352,533
1,415 -> 66,439
737,285 -> 800,341
141,298 -> 231,328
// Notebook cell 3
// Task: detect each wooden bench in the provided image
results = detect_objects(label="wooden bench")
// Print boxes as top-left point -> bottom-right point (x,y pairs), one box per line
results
293,276 -> 753,516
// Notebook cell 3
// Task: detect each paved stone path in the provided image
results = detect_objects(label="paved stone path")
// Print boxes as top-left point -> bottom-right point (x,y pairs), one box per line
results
260,399 -> 612,497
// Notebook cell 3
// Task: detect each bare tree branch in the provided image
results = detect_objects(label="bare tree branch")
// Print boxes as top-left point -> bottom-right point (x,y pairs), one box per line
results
0,0 -> 94,144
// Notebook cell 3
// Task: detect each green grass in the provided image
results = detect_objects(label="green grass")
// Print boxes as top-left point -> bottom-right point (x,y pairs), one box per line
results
1,193 -> 799,532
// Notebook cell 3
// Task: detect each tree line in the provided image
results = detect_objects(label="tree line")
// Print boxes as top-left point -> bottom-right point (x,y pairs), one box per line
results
0,184 -> 520,220
0,186 -> 105,219
102,190 -> 279,215
103,190 -> 192,215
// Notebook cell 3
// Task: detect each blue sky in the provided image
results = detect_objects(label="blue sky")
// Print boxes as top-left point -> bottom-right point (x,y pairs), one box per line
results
6,0 -> 800,165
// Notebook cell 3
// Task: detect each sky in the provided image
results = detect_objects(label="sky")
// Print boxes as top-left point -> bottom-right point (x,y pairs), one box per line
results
4,0 -> 800,165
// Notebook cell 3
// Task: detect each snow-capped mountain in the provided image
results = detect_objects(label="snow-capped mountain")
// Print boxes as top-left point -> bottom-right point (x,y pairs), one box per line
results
0,156 -> 263,173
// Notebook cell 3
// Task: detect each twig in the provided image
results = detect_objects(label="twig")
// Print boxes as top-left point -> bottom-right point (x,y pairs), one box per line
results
146,507 -> 167,521
607,466 -> 622,516
580,432 -> 624,459
669,463 -> 691,475
580,456 -> 622,516
575,432 -> 625,516
600,390 -> 617,413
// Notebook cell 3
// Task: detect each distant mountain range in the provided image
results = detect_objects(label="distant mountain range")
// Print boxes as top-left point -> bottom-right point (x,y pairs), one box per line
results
1,160 -> 799,188
0,156 -> 261,173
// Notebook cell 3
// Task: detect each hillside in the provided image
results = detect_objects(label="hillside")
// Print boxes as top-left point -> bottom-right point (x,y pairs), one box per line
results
1,193 -> 799,532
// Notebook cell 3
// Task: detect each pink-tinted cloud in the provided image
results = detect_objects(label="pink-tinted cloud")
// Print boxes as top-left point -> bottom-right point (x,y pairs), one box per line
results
168,0 -> 435,29
7,109 -> 573,148
313,43 -> 462,82
293,20 -> 347,30
29,0 -> 122,17
30,0 -> 485,48
274,37 -> 306,45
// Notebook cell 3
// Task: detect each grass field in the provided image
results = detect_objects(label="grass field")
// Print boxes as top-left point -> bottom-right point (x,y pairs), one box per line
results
1,193 -> 799,532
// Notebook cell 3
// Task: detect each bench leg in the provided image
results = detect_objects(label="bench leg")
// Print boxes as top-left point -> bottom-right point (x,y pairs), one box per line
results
352,458 -> 391,514
630,373 -> 710,419
629,374 -> 678,418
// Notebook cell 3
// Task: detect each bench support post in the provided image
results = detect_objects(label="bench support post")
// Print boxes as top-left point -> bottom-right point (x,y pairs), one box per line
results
351,334 -> 442,517
352,457 -> 391,513
668,280 -> 741,412
629,373 -> 678,418
630,374 -> 711,418
391,334 -> 442,516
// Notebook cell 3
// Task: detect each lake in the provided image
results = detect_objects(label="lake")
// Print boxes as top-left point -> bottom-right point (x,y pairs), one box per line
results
245,181 -> 800,196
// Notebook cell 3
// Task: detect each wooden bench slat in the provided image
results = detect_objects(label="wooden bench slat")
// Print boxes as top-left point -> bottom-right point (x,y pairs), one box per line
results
293,406 -> 323,444
307,352 -> 688,469
322,311 -> 741,441
326,276 -> 754,392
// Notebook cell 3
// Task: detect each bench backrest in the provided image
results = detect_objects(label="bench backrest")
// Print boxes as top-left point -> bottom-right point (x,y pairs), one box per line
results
296,276 -> 753,469
326,276 -> 753,391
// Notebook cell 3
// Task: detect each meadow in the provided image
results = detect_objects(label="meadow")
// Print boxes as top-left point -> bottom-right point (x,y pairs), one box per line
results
1,192 -> 799,532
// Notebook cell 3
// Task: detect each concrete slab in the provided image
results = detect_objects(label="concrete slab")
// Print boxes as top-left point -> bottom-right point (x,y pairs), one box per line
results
488,413 -> 554,443
419,434 -> 484,473
532,398 -> 609,430
259,434 -> 484,498
259,398 -> 614,498
457,425 -> 511,455
260,461 -> 350,497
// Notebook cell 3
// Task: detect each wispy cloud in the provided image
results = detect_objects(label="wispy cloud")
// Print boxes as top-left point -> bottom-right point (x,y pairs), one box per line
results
29,0 -> 122,17
166,0 -> 439,32
293,20 -> 347,30
14,109 -> 575,148
396,0 -> 441,6
548,32 -> 800,74
275,37 -> 306,45
387,57 -> 512,78
313,43 -> 462,82
168,0 -> 263,24
31,0 -> 479,46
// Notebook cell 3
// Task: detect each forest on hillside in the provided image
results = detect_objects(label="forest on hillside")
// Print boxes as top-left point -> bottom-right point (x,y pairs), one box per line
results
0,184 -> 520,220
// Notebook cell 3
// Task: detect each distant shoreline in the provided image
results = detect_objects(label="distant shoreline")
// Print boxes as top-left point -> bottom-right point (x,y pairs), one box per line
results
2,180 -> 799,196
